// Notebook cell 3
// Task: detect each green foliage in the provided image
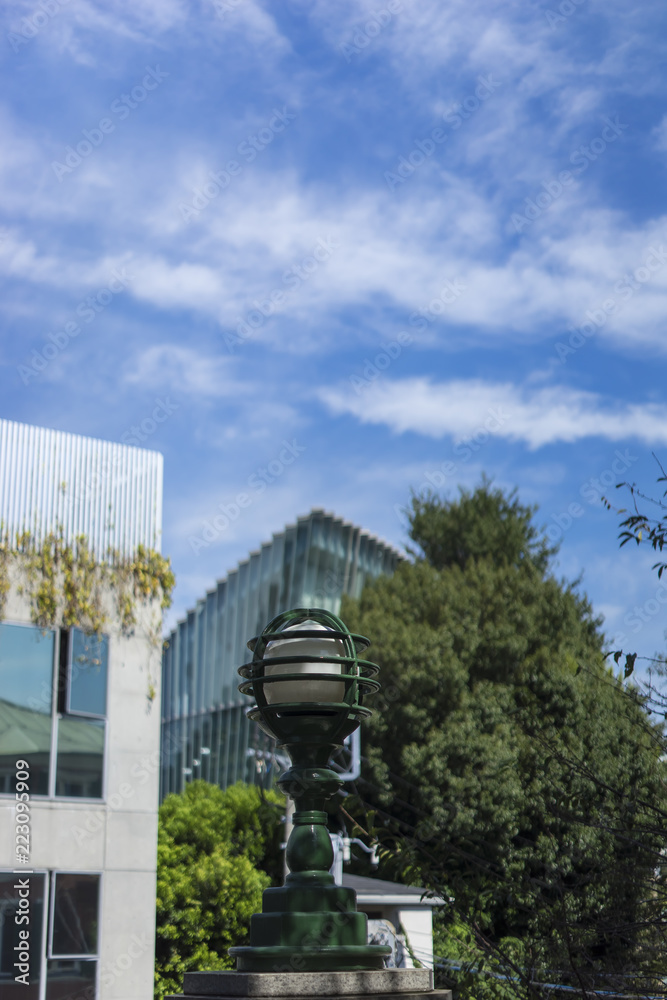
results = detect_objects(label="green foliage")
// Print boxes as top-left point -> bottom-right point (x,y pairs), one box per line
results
158,779 -> 285,882
0,538 -> 9,617
155,839 -> 265,996
610,454 -> 667,580
406,477 -> 557,575
155,781 -> 284,999
433,916 -> 527,1000
606,457 -> 667,679
342,481 -> 667,997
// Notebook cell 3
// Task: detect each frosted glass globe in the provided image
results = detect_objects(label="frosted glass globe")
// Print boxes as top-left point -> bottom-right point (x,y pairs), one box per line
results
263,621 -> 346,704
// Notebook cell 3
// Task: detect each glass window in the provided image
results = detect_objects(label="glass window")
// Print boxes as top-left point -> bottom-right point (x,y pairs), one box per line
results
0,624 -> 54,795
196,602 -> 206,715
204,592 -> 216,712
222,574 -> 237,707
55,718 -> 104,798
51,874 -> 99,956
68,630 -> 108,718
0,872 -> 99,1000
46,958 -> 96,1000
213,582 -> 226,710
0,872 -> 46,1000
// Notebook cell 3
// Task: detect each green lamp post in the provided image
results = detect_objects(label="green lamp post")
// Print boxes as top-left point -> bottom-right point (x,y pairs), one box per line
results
229,607 -> 391,972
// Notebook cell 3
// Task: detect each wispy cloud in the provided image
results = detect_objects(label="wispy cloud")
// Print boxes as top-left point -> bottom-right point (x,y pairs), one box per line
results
320,377 -> 667,449
3,0 -> 667,656
122,344 -> 247,398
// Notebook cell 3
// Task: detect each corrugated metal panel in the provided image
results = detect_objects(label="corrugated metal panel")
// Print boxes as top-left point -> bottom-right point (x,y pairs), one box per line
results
0,418 -> 163,559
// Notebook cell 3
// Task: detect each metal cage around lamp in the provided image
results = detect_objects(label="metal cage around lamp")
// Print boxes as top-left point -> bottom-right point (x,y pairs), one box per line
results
238,607 -> 381,752
230,607 -> 391,972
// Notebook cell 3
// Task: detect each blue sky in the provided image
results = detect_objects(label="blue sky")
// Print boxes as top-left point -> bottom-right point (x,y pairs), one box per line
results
2,0 -> 667,665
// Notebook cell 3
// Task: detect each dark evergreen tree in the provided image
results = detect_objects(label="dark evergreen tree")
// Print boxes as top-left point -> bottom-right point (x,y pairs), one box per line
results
341,483 -> 666,999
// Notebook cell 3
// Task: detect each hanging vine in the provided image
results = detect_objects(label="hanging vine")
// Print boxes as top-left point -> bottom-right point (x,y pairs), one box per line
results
0,530 -> 175,637
0,535 -> 10,621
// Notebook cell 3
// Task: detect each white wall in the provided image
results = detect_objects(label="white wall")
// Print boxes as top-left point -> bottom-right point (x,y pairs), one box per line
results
397,908 -> 435,970
0,563 -> 163,1000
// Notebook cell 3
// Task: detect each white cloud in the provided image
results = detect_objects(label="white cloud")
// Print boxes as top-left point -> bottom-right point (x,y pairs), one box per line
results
122,344 -> 246,397
5,141 -> 667,356
10,0 -> 288,66
121,344 -> 302,440
3,0 -> 188,66
319,377 -> 667,449
0,231 -> 136,292
208,0 -> 291,53
3,0 -> 667,360
129,258 -> 227,310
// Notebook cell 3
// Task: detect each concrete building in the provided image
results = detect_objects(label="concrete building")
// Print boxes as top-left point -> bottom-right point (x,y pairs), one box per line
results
0,418 -> 164,1000
160,509 -> 403,798
343,875 -> 443,971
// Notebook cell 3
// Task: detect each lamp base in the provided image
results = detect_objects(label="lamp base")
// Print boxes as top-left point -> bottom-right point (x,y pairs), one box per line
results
165,968 -> 452,1000
229,944 -> 389,972
228,875 -> 390,972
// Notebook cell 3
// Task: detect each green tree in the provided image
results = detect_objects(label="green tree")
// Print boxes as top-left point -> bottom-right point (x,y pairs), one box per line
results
341,483 -> 666,998
155,781 -> 284,999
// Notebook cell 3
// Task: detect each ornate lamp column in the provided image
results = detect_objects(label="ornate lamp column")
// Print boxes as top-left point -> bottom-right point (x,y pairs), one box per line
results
229,607 -> 391,972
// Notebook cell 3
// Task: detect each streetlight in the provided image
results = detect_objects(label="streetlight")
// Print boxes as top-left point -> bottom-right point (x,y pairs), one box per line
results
229,607 -> 391,972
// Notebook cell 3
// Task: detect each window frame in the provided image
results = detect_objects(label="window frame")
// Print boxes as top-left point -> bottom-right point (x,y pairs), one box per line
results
0,618 -> 58,799
64,629 -> 109,721
0,868 -> 101,1000
47,870 -> 102,961
0,869 -> 49,1000
54,714 -> 108,802
0,620 -> 109,803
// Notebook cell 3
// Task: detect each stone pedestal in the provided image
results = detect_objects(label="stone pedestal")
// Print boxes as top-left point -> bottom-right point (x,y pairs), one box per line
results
166,968 -> 452,1000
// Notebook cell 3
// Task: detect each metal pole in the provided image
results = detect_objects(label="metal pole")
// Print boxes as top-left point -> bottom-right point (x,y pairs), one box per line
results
282,795 -> 295,881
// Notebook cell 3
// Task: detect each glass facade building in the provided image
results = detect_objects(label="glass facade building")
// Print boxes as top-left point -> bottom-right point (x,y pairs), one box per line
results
160,509 -> 403,798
